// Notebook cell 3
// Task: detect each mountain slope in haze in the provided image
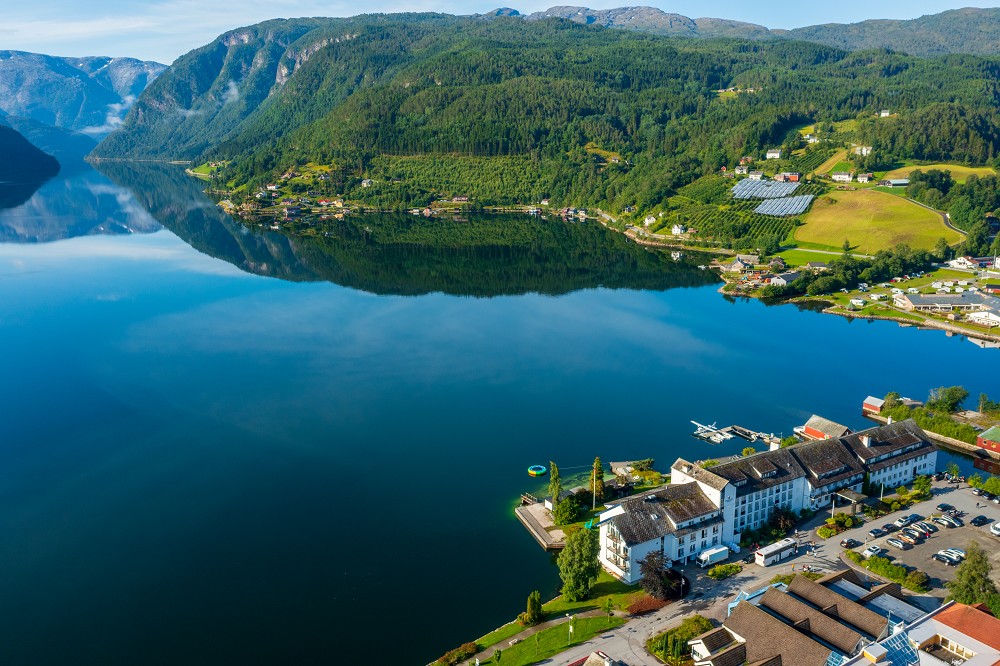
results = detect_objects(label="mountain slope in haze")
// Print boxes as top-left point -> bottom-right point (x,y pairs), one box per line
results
514,6 -> 1000,56
0,125 -> 59,182
0,51 -> 166,136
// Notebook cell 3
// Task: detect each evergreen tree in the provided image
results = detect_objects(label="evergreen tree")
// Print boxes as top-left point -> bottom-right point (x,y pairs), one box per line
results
549,461 -> 562,508
557,528 -> 601,601
947,542 -> 998,604
591,457 -> 605,503
521,590 -> 543,626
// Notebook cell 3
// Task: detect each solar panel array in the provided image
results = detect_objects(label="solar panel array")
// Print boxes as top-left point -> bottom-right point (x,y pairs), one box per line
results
754,195 -> 816,217
732,179 -> 800,199
878,632 -> 919,666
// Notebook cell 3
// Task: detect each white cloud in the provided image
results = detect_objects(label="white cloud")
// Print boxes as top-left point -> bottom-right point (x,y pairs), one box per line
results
79,94 -> 136,137
221,80 -> 239,105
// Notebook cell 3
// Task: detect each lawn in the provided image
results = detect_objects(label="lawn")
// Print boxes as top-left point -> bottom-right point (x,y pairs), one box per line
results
827,161 -> 855,174
795,189 -> 962,253
483,616 -> 626,665
813,149 -> 847,175
543,570 -> 642,615
778,249 -> 843,266
883,163 -> 996,184
476,621 -> 529,651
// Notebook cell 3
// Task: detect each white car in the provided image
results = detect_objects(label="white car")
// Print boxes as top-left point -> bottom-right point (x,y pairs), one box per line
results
862,545 -> 882,559
942,548 -> 966,560
991,523 -> 1000,536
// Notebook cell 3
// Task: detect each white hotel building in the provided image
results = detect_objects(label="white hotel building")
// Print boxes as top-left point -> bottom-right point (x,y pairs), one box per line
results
598,420 -> 937,583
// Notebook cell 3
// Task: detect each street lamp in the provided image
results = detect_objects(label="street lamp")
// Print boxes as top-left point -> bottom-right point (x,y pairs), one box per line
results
567,614 -> 573,645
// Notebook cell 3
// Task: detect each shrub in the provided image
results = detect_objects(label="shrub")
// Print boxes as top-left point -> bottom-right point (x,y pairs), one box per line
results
519,590 -> 544,626
435,642 -> 479,666
707,563 -> 742,580
553,494 -> 582,525
846,551 -> 863,564
647,615 -> 714,663
627,594 -> 668,615
817,526 -> 836,539
904,570 -> 931,593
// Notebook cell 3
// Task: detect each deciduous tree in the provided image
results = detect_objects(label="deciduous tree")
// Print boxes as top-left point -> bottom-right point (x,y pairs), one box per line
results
947,542 -> 998,604
558,528 -> 601,601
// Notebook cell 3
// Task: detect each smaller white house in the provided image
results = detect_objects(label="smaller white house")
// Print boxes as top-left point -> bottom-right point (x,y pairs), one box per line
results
361,179 -> 374,188
947,256 -> 979,270
671,224 -> 687,235
832,172 -> 853,183
644,215 -> 657,226
880,109 -> 891,117
766,149 -> 782,160
853,145 -> 873,156
857,173 -> 874,183
734,165 -> 749,175
748,171 -> 764,180
968,311 -> 1000,327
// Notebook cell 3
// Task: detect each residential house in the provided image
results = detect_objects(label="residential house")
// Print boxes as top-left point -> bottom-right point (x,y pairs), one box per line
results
644,215 -> 657,226
853,145 -> 873,156
766,149 -> 782,160
832,172 -> 853,183
671,224 -> 687,235
770,271 -> 800,286
266,184 -> 279,191
878,178 -> 909,188
805,261 -> 829,271
734,165 -> 749,175
880,109 -> 891,117
739,156 -> 754,165
857,173 -> 874,183
747,170 -> 764,180
947,256 -> 980,270
725,258 -> 754,273
769,257 -> 787,271
801,414 -> 852,441
361,179 -> 374,187
774,172 -> 801,183
736,254 -> 760,265
452,196 -> 469,203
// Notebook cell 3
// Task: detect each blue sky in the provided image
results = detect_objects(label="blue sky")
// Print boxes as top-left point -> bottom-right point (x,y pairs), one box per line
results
4,1 -> 1000,63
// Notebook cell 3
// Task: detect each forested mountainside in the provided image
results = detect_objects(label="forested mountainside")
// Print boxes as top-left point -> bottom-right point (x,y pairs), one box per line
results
512,6 -> 1000,57
0,125 -> 59,182
94,14 -> 1000,212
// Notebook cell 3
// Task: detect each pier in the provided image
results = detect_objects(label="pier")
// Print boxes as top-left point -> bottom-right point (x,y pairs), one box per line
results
514,503 -> 566,551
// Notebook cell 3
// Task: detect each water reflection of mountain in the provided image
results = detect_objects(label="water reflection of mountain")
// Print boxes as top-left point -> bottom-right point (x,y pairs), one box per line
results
0,165 -> 161,242
96,161 -> 721,296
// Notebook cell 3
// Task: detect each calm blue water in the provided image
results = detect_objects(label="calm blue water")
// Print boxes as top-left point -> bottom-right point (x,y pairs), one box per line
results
0,167 -> 996,665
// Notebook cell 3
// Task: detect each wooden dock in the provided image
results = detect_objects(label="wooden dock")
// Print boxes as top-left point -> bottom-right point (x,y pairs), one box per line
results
514,503 -> 566,551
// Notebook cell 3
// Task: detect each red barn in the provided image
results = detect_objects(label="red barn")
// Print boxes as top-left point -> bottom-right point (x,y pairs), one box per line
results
977,426 -> 1000,453
801,415 -> 852,441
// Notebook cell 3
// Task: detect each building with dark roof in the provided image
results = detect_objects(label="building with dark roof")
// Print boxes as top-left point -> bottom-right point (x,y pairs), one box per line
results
801,414 -> 853,440
597,420 -> 936,580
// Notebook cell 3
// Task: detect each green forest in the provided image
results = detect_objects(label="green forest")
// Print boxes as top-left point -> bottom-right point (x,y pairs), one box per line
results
96,14 -> 1000,217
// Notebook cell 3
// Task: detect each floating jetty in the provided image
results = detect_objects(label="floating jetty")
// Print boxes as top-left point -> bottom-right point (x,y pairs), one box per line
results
691,421 -> 775,445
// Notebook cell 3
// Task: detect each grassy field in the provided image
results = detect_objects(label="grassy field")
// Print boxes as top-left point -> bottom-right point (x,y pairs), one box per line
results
795,189 -> 961,253
814,149 -> 847,175
778,249 -> 843,266
484,616 -> 626,665
883,163 -> 996,184
828,161 -> 854,174
543,570 -> 642,615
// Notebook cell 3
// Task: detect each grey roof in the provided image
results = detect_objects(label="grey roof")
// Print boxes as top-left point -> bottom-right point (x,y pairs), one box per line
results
774,271 -> 801,283
804,414 -> 851,438
723,601 -> 833,666
790,438 -> 865,489
787,576 -> 888,639
706,448 -> 806,497
840,419 -> 934,465
673,458 -> 730,491
901,291 -> 999,308
608,482 -> 719,546
759,588 -> 863,654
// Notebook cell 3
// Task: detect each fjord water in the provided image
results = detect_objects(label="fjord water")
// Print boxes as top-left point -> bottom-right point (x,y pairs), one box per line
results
0,165 -> 994,665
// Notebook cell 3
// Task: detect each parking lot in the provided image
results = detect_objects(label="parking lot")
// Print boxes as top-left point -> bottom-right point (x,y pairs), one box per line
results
829,480 -> 1000,596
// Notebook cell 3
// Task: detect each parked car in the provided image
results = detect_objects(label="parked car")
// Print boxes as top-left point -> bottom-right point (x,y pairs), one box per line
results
991,522 -> 1000,536
868,528 -> 886,539
915,521 -> 937,534
932,517 -> 955,528
932,553 -> 958,566
902,527 -> 925,540
972,487 -> 982,496
943,515 -> 963,527
942,548 -> 966,560
971,515 -> 991,527
992,496 -> 1000,504
982,492 -> 995,501
898,534 -> 919,546
862,545 -> 883,559
894,515 -> 913,528
886,538 -> 910,550
881,523 -> 897,533
840,538 -> 861,549
936,550 -> 962,565
936,503 -> 954,512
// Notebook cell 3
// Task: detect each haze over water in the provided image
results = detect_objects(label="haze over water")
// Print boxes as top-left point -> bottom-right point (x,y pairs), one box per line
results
0,165 -> 994,664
